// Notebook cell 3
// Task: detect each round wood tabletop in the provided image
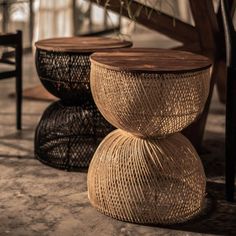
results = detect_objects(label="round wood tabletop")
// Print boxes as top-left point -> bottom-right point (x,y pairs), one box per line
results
90,48 -> 212,73
35,37 -> 132,53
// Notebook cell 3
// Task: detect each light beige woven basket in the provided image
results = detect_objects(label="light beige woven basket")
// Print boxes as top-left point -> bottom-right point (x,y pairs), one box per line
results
90,64 -> 211,137
88,130 -> 206,224
88,49 -> 211,224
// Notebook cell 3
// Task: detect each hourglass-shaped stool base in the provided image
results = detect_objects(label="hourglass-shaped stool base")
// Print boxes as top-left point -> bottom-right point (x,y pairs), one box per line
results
88,129 -> 206,224
35,101 -> 114,171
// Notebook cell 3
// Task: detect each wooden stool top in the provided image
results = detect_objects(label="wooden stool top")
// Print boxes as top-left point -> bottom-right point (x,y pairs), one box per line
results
90,48 -> 212,73
35,37 -> 132,53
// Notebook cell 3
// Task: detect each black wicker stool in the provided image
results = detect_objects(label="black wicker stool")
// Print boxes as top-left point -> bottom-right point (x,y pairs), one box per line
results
35,37 -> 132,170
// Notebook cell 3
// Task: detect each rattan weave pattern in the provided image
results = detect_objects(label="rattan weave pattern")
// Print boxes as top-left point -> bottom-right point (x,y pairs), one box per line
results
34,37 -> 132,170
88,51 -> 211,224
90,63 -> 211,137
88,130 -> 206,224
35,101 -> 114,170
36,49 -> 91,103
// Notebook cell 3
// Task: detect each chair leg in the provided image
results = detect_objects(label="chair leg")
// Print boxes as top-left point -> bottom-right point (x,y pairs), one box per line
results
16,75 -> 22,130
15,30 -> 23,130
225,67 -> 236,202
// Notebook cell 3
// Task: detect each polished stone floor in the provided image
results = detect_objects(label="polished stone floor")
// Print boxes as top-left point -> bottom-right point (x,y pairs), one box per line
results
0,50 -> 235,236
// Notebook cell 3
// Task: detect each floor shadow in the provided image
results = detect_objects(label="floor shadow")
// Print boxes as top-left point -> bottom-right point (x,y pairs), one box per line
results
0,140 -> 32,153
161,182 -> 236,235
0,154 -> 34,159
201,134 -> 225,179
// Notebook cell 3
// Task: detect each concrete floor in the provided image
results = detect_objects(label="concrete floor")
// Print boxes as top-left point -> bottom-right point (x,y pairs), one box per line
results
0,45 -> 236,235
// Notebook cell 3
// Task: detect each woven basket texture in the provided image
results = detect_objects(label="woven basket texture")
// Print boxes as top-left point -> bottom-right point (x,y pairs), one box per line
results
36,49 -> 91,103
88,129 -> 206,224
35,101 -> 114,170
90,64 -> 211,137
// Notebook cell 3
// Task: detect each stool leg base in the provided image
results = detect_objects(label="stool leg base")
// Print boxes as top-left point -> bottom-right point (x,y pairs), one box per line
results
88,129 -> 206,224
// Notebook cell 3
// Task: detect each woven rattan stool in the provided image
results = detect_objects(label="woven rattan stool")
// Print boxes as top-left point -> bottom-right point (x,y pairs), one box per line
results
34,37 -> 132,170
88,49 -> 212,224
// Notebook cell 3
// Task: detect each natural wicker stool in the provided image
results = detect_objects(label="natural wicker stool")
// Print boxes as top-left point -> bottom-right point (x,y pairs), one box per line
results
34,37 -> 132,170
88,49 -> 212,224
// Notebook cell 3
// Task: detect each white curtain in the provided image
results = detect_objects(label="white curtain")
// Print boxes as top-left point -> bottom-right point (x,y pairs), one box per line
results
33,0 -> 73,44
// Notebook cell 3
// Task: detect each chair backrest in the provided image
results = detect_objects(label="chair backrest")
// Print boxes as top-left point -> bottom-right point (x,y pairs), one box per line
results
0,30 -> 22,47
0,30 -> 22,79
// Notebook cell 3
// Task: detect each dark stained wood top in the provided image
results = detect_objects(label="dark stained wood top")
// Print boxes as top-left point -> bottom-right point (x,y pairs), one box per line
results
90,48 -> 212,73
35,37 -> 132,53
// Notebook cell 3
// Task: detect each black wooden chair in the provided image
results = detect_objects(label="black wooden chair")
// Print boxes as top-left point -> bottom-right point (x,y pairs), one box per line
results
221,0 -> 236,201
0,30 -> 23,130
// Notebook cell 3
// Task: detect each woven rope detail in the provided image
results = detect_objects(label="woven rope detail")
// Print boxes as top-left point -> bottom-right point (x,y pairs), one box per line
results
35,101 -> 114,170
36,49 -> 91,103
88,129 -> 206,224
90,64 -> 211,137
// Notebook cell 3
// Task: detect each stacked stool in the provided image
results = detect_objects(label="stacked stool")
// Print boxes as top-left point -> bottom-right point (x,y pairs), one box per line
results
88,49 -> 212,224
34,37 -> 132,170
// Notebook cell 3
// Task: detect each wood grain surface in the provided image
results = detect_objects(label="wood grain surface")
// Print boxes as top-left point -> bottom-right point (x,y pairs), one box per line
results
90,48 -> 212,73
35,37 -> 132,52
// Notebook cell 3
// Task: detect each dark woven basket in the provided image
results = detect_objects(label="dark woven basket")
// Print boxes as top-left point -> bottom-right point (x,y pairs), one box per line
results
35,100 -> 114,170
35,49 -> 91,104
